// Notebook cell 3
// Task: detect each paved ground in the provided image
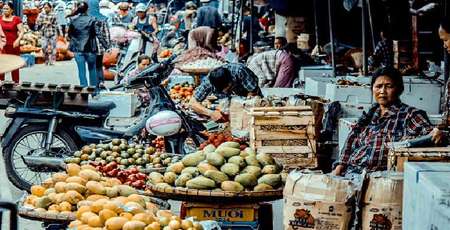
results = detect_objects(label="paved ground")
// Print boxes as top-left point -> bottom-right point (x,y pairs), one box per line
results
0,61 -> 283,229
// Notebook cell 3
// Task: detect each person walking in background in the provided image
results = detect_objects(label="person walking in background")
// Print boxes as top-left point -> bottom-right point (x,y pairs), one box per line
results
67,1 -> 98,87
0,2 -> 24,82
88,0 -> 111,87
36,2 -> 58,65
54,0 -> 68,37
195,0 -> 222,29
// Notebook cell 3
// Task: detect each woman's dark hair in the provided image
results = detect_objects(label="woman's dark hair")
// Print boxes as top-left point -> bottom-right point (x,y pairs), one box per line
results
209,67 -> 231,92
380,23 -> 392,40
42,2 -> 52,8
440,16 -> 450,33
275,37 -> 287,47
4,1 -> 14,11
218,25 -> 229,34
71,1 -> 88,15
185,1 -> 196,10
138,54 -> 151,64
66,1 -> 88,17
371,66 -> 404,95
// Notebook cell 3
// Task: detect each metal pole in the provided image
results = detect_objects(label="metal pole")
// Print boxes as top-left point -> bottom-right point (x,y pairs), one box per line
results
367,0 -> 376,50
313,0 -> 319,47
327,0 -> 336,77
230,0 -> 236,48
239,0 -> 244,43
249,0 -> 254,54
362,0 -> 368,75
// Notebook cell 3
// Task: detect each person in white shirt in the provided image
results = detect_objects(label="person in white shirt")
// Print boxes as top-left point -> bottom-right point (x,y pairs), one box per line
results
54,0 -> 67,36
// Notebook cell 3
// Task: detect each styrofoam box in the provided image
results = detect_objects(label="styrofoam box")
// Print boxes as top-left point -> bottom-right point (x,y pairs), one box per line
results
261,87 -> 304,97
400,78 -> 442,114
403,162 -> 450,230
299,65 -> 333,82
325,83 -> 373,104
304,76 -> 336,97
338,118 -> 358,154
430,201 -> 450,230
95,91 -> 138,118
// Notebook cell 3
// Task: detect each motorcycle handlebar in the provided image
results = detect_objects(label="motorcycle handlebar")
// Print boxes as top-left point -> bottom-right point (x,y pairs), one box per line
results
109,54 -> 178,90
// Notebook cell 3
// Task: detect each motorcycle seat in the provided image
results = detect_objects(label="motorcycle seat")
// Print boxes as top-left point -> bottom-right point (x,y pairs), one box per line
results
87,101 -> 116,114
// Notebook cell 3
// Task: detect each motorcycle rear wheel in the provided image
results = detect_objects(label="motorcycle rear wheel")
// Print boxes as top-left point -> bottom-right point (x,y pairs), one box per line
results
3,125 -> 78,191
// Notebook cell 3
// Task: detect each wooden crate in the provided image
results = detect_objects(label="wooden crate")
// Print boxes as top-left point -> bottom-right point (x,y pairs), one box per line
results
247,106 -> 318,170
388,147 -> 450,172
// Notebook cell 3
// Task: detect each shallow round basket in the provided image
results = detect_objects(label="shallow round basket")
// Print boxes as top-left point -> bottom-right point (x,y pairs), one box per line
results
178,67 -> 212,75
17,195 -> 171,223
18,204 -> 76,223
145,184 -> 283,203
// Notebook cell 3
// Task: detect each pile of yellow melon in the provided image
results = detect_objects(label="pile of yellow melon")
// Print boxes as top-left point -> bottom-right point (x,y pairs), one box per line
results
70,208 -> 202,230
24,163 -> 203,229
24,164 -> 138,215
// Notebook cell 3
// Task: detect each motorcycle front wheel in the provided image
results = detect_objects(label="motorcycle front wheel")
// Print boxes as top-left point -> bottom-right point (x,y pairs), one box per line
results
165,133 -> 205,155
3,125 -> 78,191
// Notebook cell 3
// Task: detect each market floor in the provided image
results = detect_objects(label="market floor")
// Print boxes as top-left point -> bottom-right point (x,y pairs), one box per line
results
0,61 -> 283,229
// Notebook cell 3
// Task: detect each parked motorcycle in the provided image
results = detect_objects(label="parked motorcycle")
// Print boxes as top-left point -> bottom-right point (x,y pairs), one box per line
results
1,55 -> 205,191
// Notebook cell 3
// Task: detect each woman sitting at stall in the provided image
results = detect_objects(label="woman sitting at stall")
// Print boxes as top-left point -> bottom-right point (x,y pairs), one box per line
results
332,67 -> 444,176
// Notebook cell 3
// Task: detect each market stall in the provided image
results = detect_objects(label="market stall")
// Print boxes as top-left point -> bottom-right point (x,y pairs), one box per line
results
3,0 -> 450,229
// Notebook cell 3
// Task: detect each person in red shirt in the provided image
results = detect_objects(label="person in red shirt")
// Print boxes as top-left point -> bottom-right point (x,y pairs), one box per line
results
0,2 -> 24,82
